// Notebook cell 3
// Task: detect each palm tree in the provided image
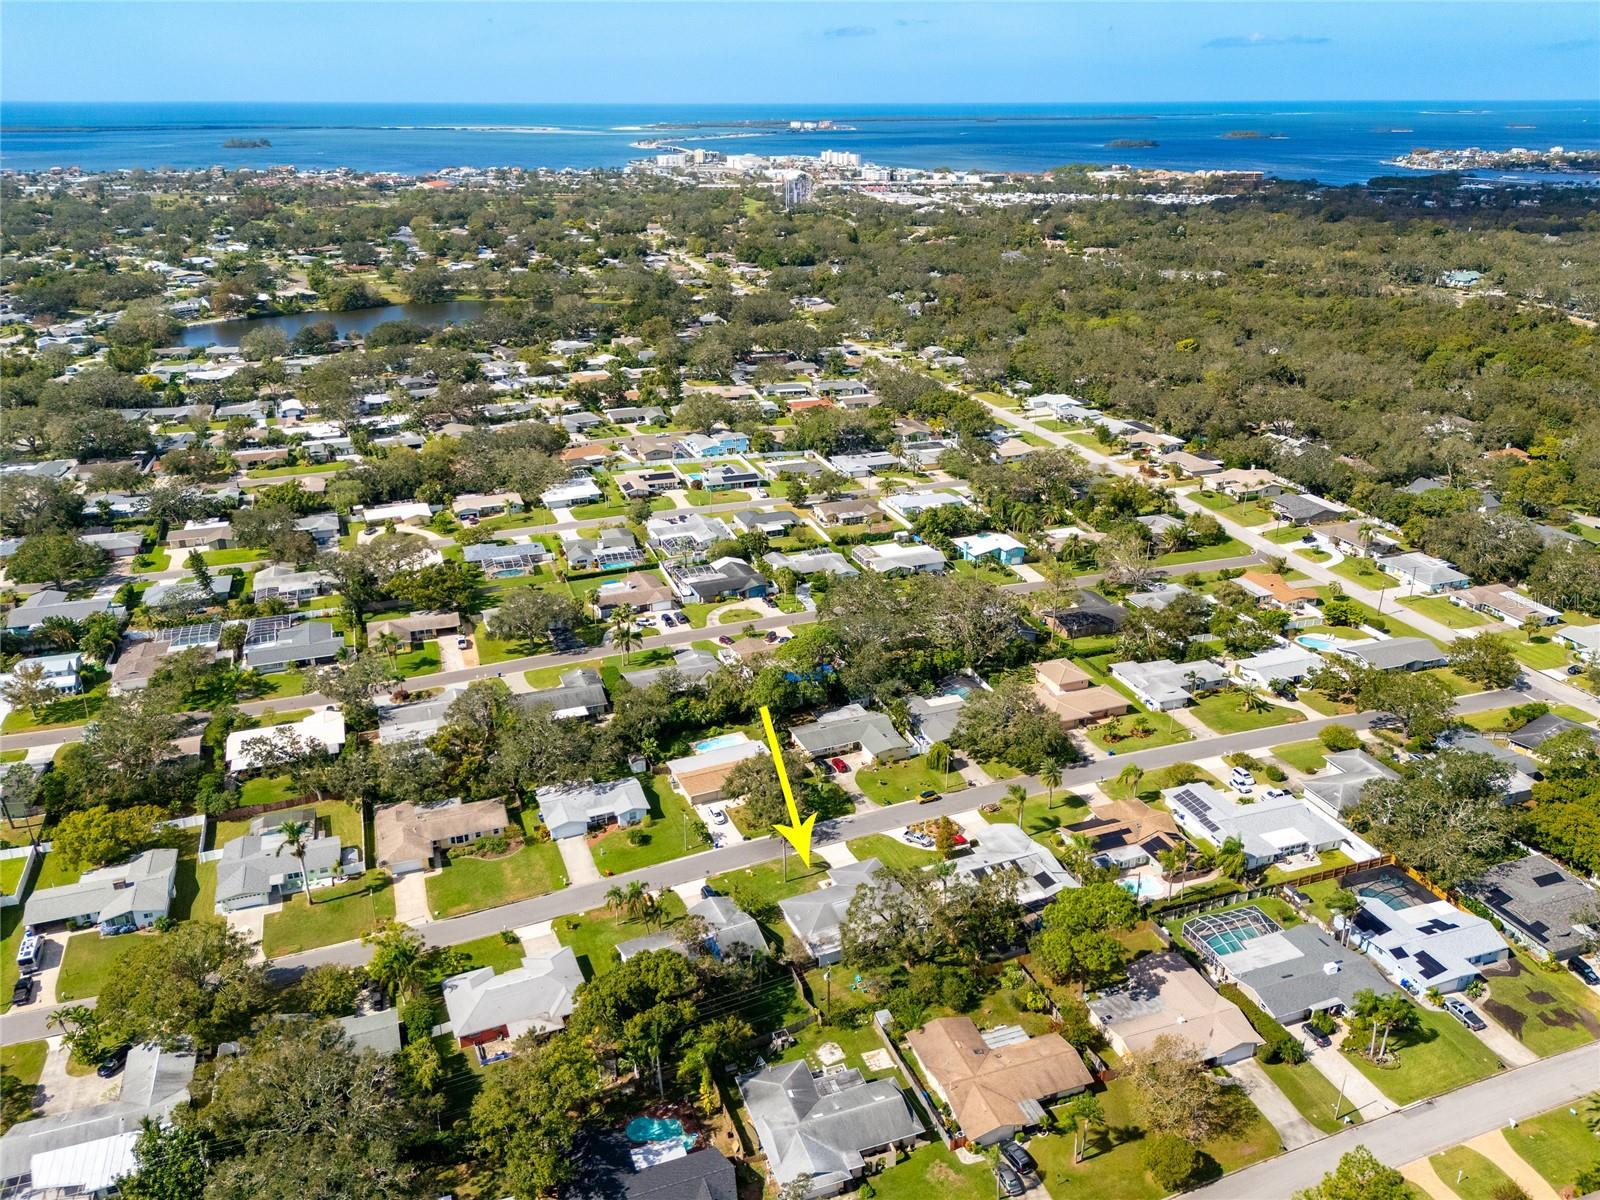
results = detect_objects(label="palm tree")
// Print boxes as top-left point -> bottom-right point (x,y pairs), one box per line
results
1375,993 -> 1418,1060
274,819 -> 315,907
1040,759 -> 1064,810
1063,1091 -> 1104,1164
37,616 -> 82,651
1006,783 -> 1028,828
611,610 -> 643,663
604,884 -> 626,916
621,880 -> 648,921
1210,836 -> 1248,882
1237,686 -> 1272,714
1327,888 -> 1361,945
375,631 -> 401,663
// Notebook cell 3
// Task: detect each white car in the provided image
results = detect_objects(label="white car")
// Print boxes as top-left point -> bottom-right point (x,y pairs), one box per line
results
455,635 -> 470,649
1263,787 -> 1293,801
710,808 -> 728,826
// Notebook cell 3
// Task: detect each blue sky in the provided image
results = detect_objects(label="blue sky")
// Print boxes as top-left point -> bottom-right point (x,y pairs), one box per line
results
3,2 -> 1596,104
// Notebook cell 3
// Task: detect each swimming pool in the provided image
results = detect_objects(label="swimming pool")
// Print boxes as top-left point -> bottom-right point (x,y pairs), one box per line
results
1117,874 -> 1168,902
626,1116 -> 696,1150
693,733 -> 747,753
1183,906 -> 1283,961
1295,633 -> 1340,652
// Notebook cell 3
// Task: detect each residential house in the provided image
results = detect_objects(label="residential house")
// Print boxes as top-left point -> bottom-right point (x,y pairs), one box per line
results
779,859 -> 883,965
1210,468 -> 1285,500
24,848 -> 179,934
4,591 -> 124,635
375,798 -> 509,875
168,519 -> 234,551
678,431 -> 751,458
241,620 -> 343,673
1032,659 -> 1131,728
812,498 -> 882,528
697,463 -> 761,491
951,532 -> 1027,566
1460,854 -> 1600,962
618,896 -> 767,963
518,668 -> 610,721
951,823 -> 1078,910
739,1059 -> 920,1198
80,530 -> 145,561
369,611 -> 461,647
852,542 -> 948,576
463,541 -> 550,578
615,469 -> 680,500
666,735 -> 766,804
536,777 -> 650,840
1239,571 -> 1320,612
729,508 -> 797,538
569,1146 -> 737,1200
765,457 -> 826,481
620,434 -> 684,464
1350,895 -> 1508,995
1452,585 -> 1562,628
1555,625 -> 1600,662
1333,637 -> 1449,673
621,648 -> 720,691
907,1017 -> 1090,1146
763,549 -> 859,579
251,563 -> 335,604
442,946 -> 585,1057
602,404 -> 667,426
294,511 -> 341,547
1234,645 -> 1323,689
0,1044 -> 195,1200
1188,908 -> 1396,1024
1124,430 -> 1184,455
828,451 -> 900,477
1315,521 -> 1400,559
377,688 -> 463,746
225,708 -> 347,772
592,574 -> 676,620
990,437 -> 1033,464
214,826 -> 356,912
905,693 -> 966,749
790,705 -> 911,764
11,652 -> 84,694
1109,658 -> 1228,710
451,491 -> 523,521
1042,590 -> 1127,638
354,500 -> 433,526
541,476 -> 605,510
1068,799 -> 1182,874
1378,552 -> 1471,594
881,490 -> 970,521
665,558 -> 770,603
1164,782 -> 1375,871
1088,951 -> 1261,1065
564,528 -> 646,571
1162,450 -> 1223,478
646,512 -> 732,556
1507,712 -> 1597,753
1270,493 -> 1343,525
1302,750 -> 1400,817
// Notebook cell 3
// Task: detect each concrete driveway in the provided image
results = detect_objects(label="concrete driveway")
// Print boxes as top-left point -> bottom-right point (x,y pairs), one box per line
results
35,1036 -> 120,1116
556,836 -> 601,886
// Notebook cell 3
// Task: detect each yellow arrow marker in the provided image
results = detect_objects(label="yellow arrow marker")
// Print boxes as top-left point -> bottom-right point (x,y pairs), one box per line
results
759,705 -> 815,867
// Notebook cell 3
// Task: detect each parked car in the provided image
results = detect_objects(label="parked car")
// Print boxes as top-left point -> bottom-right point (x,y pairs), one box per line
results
717,635 -> 735,646
10,976 -> 34,1006
994,1160 -> 1026,1197
97,1045 -> 131,1078
635,614 -> 657,627
998,1140 -> 1037,1176
829,757 -> 850,774
1399,978 -> 1421,997
764,631 -> 779,643
1570,957 -> 1600,986
907,831 -> 935,848
1568,664 -> 1584,676
1303,1023 -> 1331,1049
710,809 -> 728,827
1445,997 -> 1485,1031
918,789 -> 940,802
1263,787 -> 1293,801
455,635 -> 470,649
700,884 -> 719,899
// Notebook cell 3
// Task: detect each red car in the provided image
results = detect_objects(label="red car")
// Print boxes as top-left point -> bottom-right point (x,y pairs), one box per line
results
829,757 -> 850,773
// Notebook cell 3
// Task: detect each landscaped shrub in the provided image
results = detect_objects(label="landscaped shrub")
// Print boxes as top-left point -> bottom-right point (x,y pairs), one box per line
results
1319,724 -> 1361,752
1263,764 -> 1288,783
1142,1134 -> 1204,1190
1221,983 -> 1303,1062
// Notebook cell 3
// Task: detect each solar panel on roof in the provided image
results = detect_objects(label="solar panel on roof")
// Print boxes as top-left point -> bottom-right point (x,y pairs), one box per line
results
1413,951 -> 1446,979
1532,872 -> 1565,888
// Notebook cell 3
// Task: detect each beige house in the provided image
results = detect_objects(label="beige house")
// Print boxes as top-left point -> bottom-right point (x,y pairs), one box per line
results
1087,951 -> 1261,1065
376,798 -> 509,875
369,611 -> 462,646
666,736 -> 766,804
906,1017 -> 1092,1146
1032,659 -> 1131,729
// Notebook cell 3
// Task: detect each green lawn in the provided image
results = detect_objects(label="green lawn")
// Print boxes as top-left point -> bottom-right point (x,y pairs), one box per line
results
1265,526 -> 1312,544
1102,762 -> 1220,804
853,755 -> 967,805
1508,631 -> 1576,671
30,851 -> 82,891
1399,595 -> 1492,629
845,833 -> 943,871
200,546 -> 265,566
1504,1105 -> 1600,1194
1028,1074 -> 1280,1200
1331,557 -> 1395,590
1428,1146 -> 1520,1200
982,791 -> 1091,853
450,932 -> 529,975
55,930 -> 144,1002
684,488 -> 750,507
215,796 -> 362,852
1085,710 -> 1192,753
0,1036 -> 46,1096
590,776 -> 707,876
1189,690 -> 1307,735
554,894 -> 689,978
707,857 -> 828,929
869,1142 -> 994,1200
425,839 -> 568,920
1271,739 -> 1330,773
1478,951 -> 1600,1057
1259,1059 -> 1363,1135
1,684 -> 107,734
1295,547 -> 1333,563
390,645 -> 441,677
1154,537 -> 1253,567
261,871 -> 396,957
0,854 -> 30,897
1188,491 -> 1275,526
1341,1007 -> 1502,1106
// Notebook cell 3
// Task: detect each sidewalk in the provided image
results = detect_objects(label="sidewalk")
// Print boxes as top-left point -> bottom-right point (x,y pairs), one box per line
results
1225,1058 -> 1320,1150
1463,1130 -> 1560,1200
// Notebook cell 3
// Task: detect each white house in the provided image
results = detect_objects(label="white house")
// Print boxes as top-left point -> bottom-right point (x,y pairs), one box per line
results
225,708 -> 347,773
535,777 -> 651,840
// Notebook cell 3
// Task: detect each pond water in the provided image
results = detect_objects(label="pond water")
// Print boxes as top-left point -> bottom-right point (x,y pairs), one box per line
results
176,300 -> 502,347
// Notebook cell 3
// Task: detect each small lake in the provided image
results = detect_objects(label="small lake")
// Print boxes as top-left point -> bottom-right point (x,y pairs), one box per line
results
176,300 -> 502,347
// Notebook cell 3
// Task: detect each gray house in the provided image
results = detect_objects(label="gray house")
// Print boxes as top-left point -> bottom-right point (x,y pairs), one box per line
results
24,848 -> 179,934
778,858 -> 883,965
536,777 -> 650,840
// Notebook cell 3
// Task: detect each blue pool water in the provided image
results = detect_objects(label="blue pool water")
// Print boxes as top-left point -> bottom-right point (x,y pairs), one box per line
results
1295,634 -> 1340,652
627,1116 -> 691,1146
693,733 -> 746,753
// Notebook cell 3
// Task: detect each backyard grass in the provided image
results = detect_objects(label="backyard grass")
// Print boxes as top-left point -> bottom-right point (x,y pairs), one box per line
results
1331,557 -> 1395,590
867,1142 -> 994,1200
1399,595 -> 1492,629
1271,739 -> 1331,773
1189,690 -> 1307,735
845,833 -> 943,871
1259,1059 -> 1363,1135
214,796 -> 361,851
0,854 -> 31,897
1102,762 -> 1220,804
853,755 -> 967,805
982,790 -> 1091,852
425,839 -> 568,920
1477,951 -> 1600,1057
55,930 -> 145,1002
554,894 -> 689,978
261,870 -> 396,957
1341,1007 -> 1501,1106
1504,1105 -> 1600,1194
1428,1146 -> 1519,1200
1085,710 -> 1192,753
30,851 -> 83,891
590,776 -> 707,876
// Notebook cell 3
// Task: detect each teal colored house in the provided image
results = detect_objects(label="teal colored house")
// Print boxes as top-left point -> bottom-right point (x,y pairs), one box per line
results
953,532 -> 1027,566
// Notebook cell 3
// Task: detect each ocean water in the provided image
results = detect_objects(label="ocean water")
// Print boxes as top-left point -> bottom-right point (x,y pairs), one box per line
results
2,101 -> 1596,184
